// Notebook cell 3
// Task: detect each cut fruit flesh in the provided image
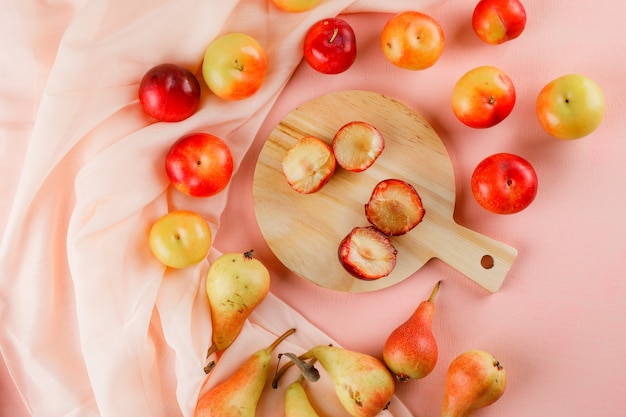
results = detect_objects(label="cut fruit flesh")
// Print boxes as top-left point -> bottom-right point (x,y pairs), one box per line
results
332,121 -> 385,172
338,226 -> 398,280
282,136 -> 336,194
365,179 -> 425,236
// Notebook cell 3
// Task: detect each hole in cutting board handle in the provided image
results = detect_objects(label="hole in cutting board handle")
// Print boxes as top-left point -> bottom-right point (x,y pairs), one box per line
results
481,255 -> 495,269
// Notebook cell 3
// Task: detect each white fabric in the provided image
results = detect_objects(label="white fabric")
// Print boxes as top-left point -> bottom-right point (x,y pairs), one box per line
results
0,1 -> 443,416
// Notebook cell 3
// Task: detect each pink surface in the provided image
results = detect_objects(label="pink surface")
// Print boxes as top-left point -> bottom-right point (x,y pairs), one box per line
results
217,3 -> 626,415
2,0 -> 626,416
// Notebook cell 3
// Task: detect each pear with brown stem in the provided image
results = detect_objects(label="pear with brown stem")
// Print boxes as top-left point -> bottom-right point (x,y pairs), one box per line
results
441,350 -> 507,417
383,280 -> 442,382
194,328 -> 295,417
274,345 -> 395,417
204,250 -> 271,373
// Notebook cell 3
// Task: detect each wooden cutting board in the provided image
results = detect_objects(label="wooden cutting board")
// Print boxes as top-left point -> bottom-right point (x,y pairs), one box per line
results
253,90 -> 517,293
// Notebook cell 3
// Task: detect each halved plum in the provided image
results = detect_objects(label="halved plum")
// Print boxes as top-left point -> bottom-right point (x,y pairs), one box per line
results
338,226 -> 398,280
365,179 -> 425,236
332,121 -> 385,172
282,136 -> 336,194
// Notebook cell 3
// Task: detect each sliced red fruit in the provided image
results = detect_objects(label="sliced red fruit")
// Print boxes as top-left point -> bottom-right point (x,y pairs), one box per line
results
365,179 -> 425,236
338,226 -> 398,280
332,121 -> 385,172
282,136 -> 336,194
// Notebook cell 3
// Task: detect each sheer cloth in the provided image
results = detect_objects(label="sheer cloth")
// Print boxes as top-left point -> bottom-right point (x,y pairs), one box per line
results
0,1 -> 443,416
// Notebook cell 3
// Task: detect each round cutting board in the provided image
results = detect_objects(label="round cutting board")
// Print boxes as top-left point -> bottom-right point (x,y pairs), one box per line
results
253,90 -> 517,293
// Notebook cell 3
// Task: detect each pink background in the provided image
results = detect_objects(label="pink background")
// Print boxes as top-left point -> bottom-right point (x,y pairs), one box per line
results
2,0 -> 625,416
223,1 -> 626,415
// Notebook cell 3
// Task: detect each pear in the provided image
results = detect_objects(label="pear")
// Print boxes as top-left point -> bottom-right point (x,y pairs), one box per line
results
204,250 -> 270,373
441,350 -> 507,417
275,345 -> 395,417
194,328 -> 295,417
285,374 -> 322,417
382,280 -> 441,382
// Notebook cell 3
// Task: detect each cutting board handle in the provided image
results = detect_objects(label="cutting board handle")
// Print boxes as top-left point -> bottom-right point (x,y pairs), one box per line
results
421,219 -> 518,292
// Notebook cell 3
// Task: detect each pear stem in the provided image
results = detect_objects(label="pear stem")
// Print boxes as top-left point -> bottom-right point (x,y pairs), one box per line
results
203,329 -> 295,374
204,343 -> 219,374
282,353 -> 320,382
267,328 -> 297,353
204,360 -> 216,374
272,353 -> 298,388
272,351 -> 314,388
428,280 -> 442,304
293,357 -> 318,385
206,343 -> 218,358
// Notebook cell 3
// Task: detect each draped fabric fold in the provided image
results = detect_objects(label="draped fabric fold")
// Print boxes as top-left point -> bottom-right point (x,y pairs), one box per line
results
1,0 -> 443,415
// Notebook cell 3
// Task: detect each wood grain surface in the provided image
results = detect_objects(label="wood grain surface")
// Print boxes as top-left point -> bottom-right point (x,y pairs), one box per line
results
253,90 -> 517,292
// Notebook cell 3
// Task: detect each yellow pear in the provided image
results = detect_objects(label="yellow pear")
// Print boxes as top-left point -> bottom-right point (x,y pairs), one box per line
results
285,374 -> 322,417
204,250 -> 270,373
275,345 -> 395,417
195,328 -> 295,417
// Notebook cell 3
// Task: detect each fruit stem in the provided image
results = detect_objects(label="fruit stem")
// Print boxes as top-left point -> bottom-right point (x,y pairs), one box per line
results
272,350 -> 318,388
206,342 -> 218,358
266,330 -> 297,382
272,353 -> 298,388
204,360 -> 216,374
329,27 -> 339,44
295,357 -> 319,385
428,280 -> 442,304
267,328 -> 297,353
283,353 -> 320,382
204,342 -> 218,373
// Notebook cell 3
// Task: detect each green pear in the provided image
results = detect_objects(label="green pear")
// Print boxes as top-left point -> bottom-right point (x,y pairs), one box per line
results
275,345 -> 395,417
382,280 -> 441,382
441,350 -> 507,417
204,250 -> 270,373
285,374 -> 322,417
194,328 -> 295,417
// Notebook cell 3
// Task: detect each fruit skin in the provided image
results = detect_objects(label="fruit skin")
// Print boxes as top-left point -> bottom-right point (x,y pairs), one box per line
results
204,250 -> 271,372
148,210 -> 211,269
195,328 -> 295,417
138,63 -> 201,122
442,350 -> 507,417
284,376 -> 321,417
383,280 -> 441,382
166,133 -> 234,198
291,345 -> 396,417
381,11 -> 445,71
472,0 -> 527,45
365,179 -> 425,237
332,121 -> 385,172
338,226 -> 397,280
304,18 -> 357,75
536,74 -> 605,140
451,65 -> 516,128
282,136 -> 336,194
471,152 -> 538,214
271,0 -> 320,12
202,33 -> 267,100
